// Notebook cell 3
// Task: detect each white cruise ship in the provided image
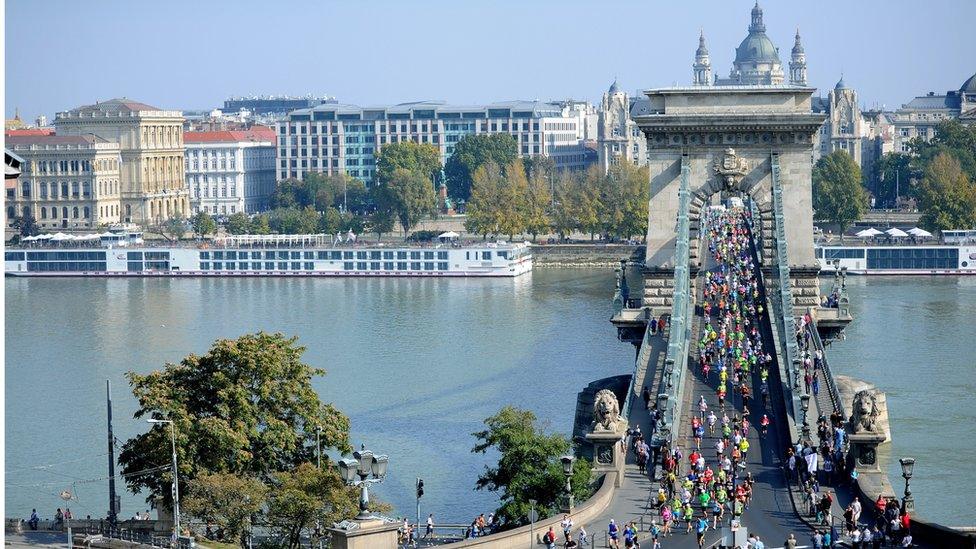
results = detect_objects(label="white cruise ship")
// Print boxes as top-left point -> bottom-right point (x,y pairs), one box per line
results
816,243 -> 976,275
4,234 -> 533,278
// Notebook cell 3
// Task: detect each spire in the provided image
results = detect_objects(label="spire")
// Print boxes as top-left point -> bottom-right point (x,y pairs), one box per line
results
696,28 -> 709,57
693,29 -> 712,86
750,1 -> 766,33
792,28 -> 804,54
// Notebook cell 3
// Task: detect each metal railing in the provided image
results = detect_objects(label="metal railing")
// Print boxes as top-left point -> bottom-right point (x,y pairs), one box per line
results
806,321 -> 846,418
770,153 -> 802,422
653,155 -> 694,448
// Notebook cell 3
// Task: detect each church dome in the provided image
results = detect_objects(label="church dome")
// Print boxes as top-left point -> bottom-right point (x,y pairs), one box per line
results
835,77 -> 848,90
961,72 -> 976,94
608,79 -> 620,94
734,32 -> 781,64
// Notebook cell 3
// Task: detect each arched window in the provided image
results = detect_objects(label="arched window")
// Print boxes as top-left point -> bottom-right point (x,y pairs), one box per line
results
6,206 -> 14,219
22,206 -> 30,217
84,207 -> 90,219
125,204 -> 131,218
73,207 -> 79,218
40,207 -> 47,219
62,207 -> 68,219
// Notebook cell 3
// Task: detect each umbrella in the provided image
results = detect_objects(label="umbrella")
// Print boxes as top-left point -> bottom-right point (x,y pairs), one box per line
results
21,235 -> 38,241
855,228 -> 883,237
438,231 -> 460,239
907,227 -> 933,237
885,228 -> 909,237
49,233 -> 72,241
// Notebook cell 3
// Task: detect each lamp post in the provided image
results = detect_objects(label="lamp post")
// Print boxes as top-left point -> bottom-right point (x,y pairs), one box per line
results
337,444 -> 389,520
560,455 -> 575,512
800,394 -> 811,441
147,418 -> 180,545
899,457 -> 915,514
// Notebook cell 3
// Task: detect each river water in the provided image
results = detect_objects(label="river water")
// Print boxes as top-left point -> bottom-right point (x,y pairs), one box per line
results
5,272 -> 972,526
4,270 -> 632,524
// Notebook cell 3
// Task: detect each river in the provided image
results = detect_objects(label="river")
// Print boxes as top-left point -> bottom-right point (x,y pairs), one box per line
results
4,270 -> 632,524
5,272 -> 972,526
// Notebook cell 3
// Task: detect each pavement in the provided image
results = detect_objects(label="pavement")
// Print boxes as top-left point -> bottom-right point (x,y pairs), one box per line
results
4,532 -> 71,549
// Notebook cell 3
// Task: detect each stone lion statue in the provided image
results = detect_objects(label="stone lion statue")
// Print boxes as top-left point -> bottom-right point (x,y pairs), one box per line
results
851,390 -> 882,433
593,389 -> 621,431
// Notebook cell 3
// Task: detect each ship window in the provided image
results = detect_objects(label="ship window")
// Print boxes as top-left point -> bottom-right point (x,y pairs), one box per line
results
127,251 -> 143,260
278,252 -> 289,260
213,251 -> 224,260
304,262 -> 314,270
356,262 -> 367,270
437,251 -> 448,260
344,262 -> 354,270
483,251 -> 492,260
6,252 -> 25,261
225,251 -> 237,260
356,251 -> 367,260
410,251 -> 421,260
330,251 -> 342,260
370,262 -> 380,270
344,251 -> 354,259
466,251 -> 470,260
200,262 -> 210,270
410,262 -> 421,270
279,262 -> 288,270
370,251 -> 381,260
291,251 -> 301,260
239,251 -> 249,260
423,251 -> 434,260
397,251 -> 408,259
438,262 -> 449,271
384,262 -> 394,270
397,262 -> 407,270
265,262 -> 275,270
226,262 -> 236,270
317,251 -> 328,260
291,262 -> 301,270
383,251 -> 394,260
497,251 -> 508,259
200,251 -> 210,260
424,262 -> 434,270
213,262 -> 223,270
304,252 -> 314,260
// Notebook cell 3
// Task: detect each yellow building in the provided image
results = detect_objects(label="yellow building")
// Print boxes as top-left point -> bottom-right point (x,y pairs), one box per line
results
54,98 -> 187,225
6,135 -> 122,229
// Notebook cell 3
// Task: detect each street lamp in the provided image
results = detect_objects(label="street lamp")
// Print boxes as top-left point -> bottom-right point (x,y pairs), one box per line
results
560,455 -> 575,512
800,394 -> 811,441
899,457 -> 916,513
147,418 -> 180,544
337,445 -> 389,520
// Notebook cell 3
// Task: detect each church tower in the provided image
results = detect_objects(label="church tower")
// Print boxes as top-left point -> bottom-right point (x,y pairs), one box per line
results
692,30 -> 713,86
789,29 -> 808,86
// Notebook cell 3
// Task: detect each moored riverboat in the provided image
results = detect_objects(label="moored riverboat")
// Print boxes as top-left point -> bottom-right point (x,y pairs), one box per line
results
816,243 -> 976,275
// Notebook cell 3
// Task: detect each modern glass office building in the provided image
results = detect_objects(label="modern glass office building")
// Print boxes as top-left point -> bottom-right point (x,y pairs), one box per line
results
275,100 -> 596,184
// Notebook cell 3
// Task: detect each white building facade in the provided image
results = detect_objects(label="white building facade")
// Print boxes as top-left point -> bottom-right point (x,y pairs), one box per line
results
893,73 -> 976,153
185,128 -> 277,216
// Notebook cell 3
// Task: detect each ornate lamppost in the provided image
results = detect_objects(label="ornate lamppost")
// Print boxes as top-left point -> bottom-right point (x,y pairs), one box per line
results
559,455 -> 575,512
338,445 -> 389,519
899,457 -> 915,514
800,394 -> 811,441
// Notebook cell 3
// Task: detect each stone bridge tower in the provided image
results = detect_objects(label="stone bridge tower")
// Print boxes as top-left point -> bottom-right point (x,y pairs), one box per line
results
632,85 -> 826,311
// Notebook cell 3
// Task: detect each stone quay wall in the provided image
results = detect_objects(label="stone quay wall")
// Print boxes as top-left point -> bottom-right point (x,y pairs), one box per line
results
531,244 -> 639,267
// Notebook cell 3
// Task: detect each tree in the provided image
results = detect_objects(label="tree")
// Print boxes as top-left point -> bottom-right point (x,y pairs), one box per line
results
910,120 -> 976,182
226,212 -> 251,235
12,212 -> 40,237
870,152 -> 912,208
472,406 -> 592,529
381,168 -> 437,235
159,214 -> 188,241
118,332 -> 352,509
600,163 -> 649,241
812,150 -> 868,238
465,161 -> 505,237
271,178 -> 303,209
317,207 -> 343,235
445,134 -> 518,202
368,209 -> 396,241
192,212 -> 216,238
183,473 -> 267,549
376,141 -> 442,184
551,171 -> 581,240
577,167 -> 603,240
523,167 -> 552,241
916,152 -> 976,233
268,207 -> 319,234
249,214 -> 271,235
497,160 -> 528,239
265,463 -> 390,549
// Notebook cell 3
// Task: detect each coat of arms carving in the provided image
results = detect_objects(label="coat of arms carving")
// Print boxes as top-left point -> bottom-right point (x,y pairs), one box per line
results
713,148 -> 749,191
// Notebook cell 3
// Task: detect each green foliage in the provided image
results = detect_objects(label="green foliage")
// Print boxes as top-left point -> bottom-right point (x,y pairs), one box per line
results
339,211 -> 365,234
813,150 -> 868,236
376,141 -> 442,184
12,213 -> 40,237
472,406 -> 592,529
464,161 -> 506,237
379,168 -> 437,235
118,332 -> 352,509
367,208 -> 396,240
870,152 -> 912,208
909,120 -> 976,182
226,213 -> 250,235
192,212 -> 217,237
445,134 -> 518,202
405,230 -> 439,242
264,464 -> 359,549
249,215 -> 271,235
317,207 -> 343,235
270,174 -> 368,214
599,162 -> 649,241
183,473 -> 267,549
496,160 -> 528,239
267,208 -> 320,235
916,153 -> 976,233
159,214 -> 188,241
524,168 -> 552,241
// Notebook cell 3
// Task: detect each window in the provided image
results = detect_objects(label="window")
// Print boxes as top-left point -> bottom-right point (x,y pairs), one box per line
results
410,262 -> 421,270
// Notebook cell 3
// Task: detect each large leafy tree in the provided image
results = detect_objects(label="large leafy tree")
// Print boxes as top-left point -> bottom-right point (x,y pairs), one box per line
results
380,168 -> 437,235
909,120 -> 976,182
916,152 -> 976,233
192,211 -> 216,237
523,167 -> 552,241
497,160 -> 528,239
465,161 -> 505,238
12,212 -> 40,237
118,332 -> 352,510
267,207 -> 320,234
599,162 -> 649,241
445,134 -> 518,202
472,406 -> 592,529
226,212 -> 250,235
249,214 -> 271,235
376,141 -> 441,184
812,150 -> 868,238
182,473 -> 267,548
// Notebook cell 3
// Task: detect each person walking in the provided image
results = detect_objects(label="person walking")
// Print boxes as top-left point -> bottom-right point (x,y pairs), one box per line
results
424,514 -> 434,539
785,533 -> 798,549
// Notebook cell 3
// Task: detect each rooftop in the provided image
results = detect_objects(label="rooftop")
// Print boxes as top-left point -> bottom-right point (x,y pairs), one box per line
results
5,128 -> 56,137
184,126 -> 277,144
5,134 -> 111,146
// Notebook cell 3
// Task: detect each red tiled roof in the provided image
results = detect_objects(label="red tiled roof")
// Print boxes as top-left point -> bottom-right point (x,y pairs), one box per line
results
5,128 -> 56,137
184,126 -> 277,145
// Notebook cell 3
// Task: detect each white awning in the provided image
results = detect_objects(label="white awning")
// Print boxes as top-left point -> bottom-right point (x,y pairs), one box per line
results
907,227 -> 933,237
855,228 -> 883,237
438,231 -> 460,239
885,228 -> 909,237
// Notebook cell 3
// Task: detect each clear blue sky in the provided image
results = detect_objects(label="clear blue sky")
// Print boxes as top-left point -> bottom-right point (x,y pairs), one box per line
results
5,0 -> 975,123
